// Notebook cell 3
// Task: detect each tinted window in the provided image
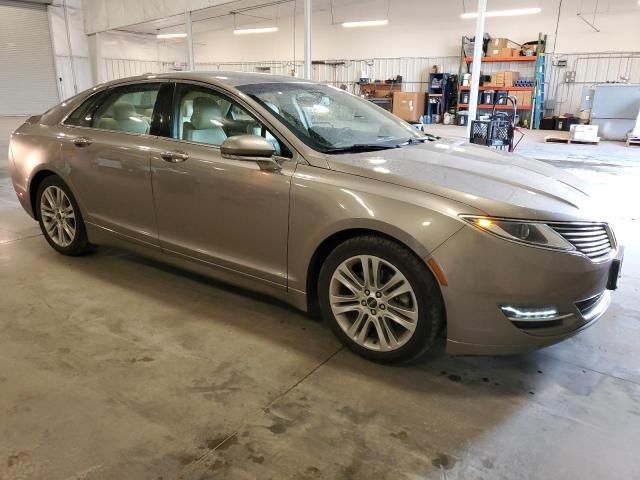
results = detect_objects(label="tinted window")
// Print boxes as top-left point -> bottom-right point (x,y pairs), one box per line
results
63,91 -> 105,127
174,84 -> 290,157
92,83 -> 161,134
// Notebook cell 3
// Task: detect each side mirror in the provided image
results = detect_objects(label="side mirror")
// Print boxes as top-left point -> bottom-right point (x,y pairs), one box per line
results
220,135 -> 280,171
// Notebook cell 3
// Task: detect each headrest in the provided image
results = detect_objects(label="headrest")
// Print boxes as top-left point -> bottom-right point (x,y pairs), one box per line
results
191,97 -> 223,130
112,102 -> 137,120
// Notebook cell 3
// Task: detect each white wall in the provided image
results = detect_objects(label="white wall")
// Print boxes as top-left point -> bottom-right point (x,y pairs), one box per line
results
192,0 -> 640,63
88,31 -> 188,83
98,31 -> 187,62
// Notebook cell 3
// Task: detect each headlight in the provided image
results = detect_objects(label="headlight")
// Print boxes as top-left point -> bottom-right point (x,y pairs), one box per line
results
460,215 -> 575,251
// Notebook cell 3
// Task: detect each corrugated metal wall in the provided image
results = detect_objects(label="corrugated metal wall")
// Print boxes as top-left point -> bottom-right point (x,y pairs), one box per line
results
545,52 -> 640,115
102,58 -> 164,82
101,51 -> 640,115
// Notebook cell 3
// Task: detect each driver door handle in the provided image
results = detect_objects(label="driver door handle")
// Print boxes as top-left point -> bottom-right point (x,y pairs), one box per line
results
160,151 -> 189,163
72,136 -> 93,147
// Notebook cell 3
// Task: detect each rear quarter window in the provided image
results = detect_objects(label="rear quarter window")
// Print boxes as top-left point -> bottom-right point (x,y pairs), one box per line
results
63,91 -> 106,127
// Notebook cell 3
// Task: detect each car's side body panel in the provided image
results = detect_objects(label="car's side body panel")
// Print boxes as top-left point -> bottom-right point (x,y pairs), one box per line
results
59,125 -> 159,246
150,136 -> 296,288
10,123 -> 67,218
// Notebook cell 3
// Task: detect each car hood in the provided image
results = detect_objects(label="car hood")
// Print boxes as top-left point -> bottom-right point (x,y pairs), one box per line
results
326,138 -> 604,222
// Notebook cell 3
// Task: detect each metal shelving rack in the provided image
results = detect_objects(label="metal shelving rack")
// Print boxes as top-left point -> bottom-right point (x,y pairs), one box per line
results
456,33 -> 547,128
427,73 -> 448,122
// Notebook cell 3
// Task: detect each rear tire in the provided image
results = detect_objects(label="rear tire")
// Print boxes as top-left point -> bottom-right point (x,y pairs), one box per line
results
318,235 -> 444,363
36,175 -> 93,256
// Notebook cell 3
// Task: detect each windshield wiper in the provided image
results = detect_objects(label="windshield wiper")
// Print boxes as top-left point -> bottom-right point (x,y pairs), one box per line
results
404,134 -> 440,144
325,143 -> 401,154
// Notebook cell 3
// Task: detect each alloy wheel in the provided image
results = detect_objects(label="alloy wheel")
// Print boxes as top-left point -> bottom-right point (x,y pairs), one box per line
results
40,186 -> 76,248
329,255 -> 419,351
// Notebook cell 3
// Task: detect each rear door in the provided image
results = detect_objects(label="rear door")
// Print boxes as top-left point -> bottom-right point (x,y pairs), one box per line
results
60,81 -> 169,247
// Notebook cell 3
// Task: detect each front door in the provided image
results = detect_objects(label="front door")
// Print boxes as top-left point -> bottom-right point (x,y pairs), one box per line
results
150,83 -> 296,287
60,82 -> 165,246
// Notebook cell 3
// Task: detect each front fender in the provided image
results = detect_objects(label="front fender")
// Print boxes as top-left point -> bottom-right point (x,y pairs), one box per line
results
287,165 -> 473,294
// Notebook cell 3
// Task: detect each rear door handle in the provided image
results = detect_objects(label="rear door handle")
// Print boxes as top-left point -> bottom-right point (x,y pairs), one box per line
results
73,136 -> 93,147
160,151 -> 189,163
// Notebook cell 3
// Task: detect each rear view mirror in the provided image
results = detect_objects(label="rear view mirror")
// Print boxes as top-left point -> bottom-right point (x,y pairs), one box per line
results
221,135 -> 280,171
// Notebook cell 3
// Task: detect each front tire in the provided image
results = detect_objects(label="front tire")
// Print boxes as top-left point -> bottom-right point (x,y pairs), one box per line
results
36,176 -> 93,256
318,236 -> 444,363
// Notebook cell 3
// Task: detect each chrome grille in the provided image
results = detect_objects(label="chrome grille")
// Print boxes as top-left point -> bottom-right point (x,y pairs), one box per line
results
550,223 -> 613,261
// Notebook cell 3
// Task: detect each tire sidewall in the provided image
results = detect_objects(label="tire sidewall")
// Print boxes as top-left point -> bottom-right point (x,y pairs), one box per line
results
36,176 -> 90,255
318,237 -> 444,363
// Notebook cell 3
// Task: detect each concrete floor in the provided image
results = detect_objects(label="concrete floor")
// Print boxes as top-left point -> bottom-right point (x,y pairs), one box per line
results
1,119 -> 639,480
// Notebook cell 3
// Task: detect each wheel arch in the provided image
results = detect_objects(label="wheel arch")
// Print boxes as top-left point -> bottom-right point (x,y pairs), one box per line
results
304,226 -> 439,314
29,169 -> 58,221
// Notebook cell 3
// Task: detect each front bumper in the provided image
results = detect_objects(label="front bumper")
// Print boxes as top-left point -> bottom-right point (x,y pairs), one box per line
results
431,225 -> 619,355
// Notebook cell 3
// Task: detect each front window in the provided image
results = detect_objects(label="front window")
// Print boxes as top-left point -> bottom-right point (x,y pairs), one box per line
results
237,82 -> 424,153
173,83 -> 290,157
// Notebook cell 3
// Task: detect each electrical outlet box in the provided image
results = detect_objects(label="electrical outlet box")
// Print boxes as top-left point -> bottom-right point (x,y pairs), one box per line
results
564,71 -> 576,83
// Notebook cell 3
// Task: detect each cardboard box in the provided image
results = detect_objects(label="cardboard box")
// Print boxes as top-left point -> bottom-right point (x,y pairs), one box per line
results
487,47 -> 502,57
521,92 -> 532,107
503,71 -> 520,86
570,124 -> 599,141
492,72 -> 505,86
392,92 -> 426,122
512,48 -> 522,57
510,91 -> 524,107
499,47 -> 515,57
490,37 -> 509,48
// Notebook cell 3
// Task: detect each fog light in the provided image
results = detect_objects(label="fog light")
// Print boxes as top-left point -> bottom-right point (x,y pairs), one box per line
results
500,305 -> 567,322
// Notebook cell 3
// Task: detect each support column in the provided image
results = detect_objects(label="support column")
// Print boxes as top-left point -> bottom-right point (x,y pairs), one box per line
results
304,0 -> 312,79
62,0 -> 78,95
88,32 -> 102,85
186,10 -> 195,71
466,0 -> 487,138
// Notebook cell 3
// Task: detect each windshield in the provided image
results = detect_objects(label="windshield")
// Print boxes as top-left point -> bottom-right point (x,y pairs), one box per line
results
237,82 -> 424,153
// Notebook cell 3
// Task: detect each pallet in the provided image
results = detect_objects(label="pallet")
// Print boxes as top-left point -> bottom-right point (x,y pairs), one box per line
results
544,135 -> 570,144
627,136 -> 640,147
544,135 -> 600,145
570,138 -> 600,145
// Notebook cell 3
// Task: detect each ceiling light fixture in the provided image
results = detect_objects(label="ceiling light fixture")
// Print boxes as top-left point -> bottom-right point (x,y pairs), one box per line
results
461,7 -> 542,18
233,26 -> 278,34
342,19 -> 389,28
156,33 -> 187,39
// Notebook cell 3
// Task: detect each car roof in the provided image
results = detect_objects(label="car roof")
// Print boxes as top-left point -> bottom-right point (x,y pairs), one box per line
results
100,71 -> 318,89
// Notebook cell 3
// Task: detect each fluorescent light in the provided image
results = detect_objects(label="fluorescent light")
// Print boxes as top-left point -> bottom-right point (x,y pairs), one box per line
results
233,26 -> 278,35
461,7 -> 542,18
342,19 -> 389,28
156,33 -> 187,39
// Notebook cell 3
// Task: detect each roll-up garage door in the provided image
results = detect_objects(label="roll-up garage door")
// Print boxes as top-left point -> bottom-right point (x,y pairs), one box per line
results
0,1 -> 59,115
